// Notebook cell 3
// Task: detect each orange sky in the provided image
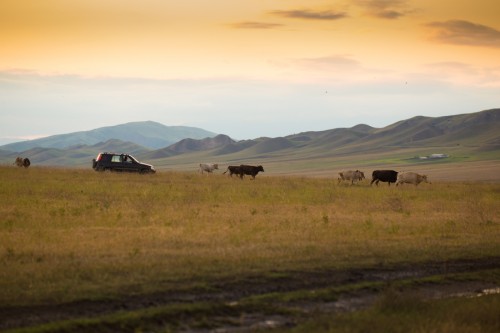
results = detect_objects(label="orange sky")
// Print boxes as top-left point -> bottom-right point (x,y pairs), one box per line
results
2,0 -> 499,81
1,0 -> 499,140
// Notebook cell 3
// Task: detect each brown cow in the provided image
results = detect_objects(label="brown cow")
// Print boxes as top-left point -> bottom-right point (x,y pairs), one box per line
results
338,170 -> 365,185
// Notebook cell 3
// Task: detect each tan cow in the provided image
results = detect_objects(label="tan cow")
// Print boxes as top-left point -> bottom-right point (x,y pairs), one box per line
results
396,172 -> 429,186
338,170 -> 365,185
199,163 -> 218,175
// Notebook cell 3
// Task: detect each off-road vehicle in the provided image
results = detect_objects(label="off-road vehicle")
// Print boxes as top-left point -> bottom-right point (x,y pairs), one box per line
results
92,152 -> 156,174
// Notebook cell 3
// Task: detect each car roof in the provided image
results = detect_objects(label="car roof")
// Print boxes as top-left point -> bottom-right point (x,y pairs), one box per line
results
100,152 -> 130,155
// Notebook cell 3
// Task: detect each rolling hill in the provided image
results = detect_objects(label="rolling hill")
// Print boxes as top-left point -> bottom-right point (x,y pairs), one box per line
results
143,134 -> 236,159
0,139 -> 151,167
1,109 -> 499,176
147,108 -> 500,175
1,121 -> 217,151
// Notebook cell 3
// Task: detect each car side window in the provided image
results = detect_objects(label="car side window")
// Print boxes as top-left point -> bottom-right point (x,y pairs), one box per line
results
111,155 -> 121,163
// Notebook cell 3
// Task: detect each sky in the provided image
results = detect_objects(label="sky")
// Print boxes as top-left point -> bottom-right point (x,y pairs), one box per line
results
1,0 -> 500,144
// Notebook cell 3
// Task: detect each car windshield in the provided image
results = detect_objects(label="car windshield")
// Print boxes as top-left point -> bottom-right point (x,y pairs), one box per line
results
126,155 -> 139,163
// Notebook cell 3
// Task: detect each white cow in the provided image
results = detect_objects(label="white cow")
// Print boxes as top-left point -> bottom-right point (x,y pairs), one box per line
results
396,172 -> 429,186
338,170 -> 365,185
199,163 -> 219,175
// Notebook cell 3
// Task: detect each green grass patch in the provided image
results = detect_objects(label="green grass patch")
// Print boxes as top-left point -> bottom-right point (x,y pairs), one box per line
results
282,293 -> 500,333
5,302 -> 243,333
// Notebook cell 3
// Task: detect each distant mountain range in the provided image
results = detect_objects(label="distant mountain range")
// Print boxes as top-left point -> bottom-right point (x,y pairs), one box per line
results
1,121 -> 217,151
1,109 -> 499,171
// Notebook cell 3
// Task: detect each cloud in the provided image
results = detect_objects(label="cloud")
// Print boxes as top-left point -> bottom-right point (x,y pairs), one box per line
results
426,20 -> 500,48
289,54 -> 388,82
355,0 -> 411,19
270,9 -> 347,21
297,55 -> 361,70
424,62 -> 500,87
229,21 -> 284,29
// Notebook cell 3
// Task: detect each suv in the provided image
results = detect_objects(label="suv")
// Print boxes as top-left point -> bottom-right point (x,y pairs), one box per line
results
92,153 -> 156,174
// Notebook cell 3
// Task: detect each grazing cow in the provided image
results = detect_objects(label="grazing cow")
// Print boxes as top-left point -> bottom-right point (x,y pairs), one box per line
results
14,157 -> 23,167
396,172 -> 429,186
371,170 -> 398,186
14,157 -> 30,168
239,164 -> 264,179
223,165 -> 242,178
199,163 -> 218,175
338,170 -> 365,185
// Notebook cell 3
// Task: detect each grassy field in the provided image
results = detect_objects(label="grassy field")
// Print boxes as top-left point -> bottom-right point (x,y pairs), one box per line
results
1,165 -> 499,331
275,291 -> 500,333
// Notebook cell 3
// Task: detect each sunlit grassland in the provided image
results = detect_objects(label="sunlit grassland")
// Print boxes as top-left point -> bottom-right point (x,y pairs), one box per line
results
1,166 -> 499,306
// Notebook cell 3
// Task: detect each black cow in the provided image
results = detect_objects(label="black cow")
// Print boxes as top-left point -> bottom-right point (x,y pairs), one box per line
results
239,165 -> 264,179
370,170 -> 398,186
223,165 -> 242,178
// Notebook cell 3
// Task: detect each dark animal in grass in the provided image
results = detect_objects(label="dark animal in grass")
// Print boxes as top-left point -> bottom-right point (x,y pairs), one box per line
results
371,170 -> 398,186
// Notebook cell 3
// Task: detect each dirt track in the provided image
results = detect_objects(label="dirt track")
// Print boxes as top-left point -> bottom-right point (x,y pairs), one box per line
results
1,257 -> 499,332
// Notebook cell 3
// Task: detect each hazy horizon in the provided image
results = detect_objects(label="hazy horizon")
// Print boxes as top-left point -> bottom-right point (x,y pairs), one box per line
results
0,107 -> 498,148
1,1 -> 499,143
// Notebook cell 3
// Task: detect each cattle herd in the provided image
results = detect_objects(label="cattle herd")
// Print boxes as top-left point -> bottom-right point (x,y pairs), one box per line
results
200,163 -> 265,180
13,156 -> 428,185
337,169 -> 428,186
13,157 -> 30,168
200,162 -> 429,186
370,170 -> 429,186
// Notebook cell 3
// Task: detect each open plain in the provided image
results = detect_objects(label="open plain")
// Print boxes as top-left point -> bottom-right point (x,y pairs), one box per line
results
1,164 -> 499,332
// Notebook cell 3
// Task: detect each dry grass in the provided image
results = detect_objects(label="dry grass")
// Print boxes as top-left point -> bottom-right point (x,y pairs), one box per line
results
1,166 -> 499,306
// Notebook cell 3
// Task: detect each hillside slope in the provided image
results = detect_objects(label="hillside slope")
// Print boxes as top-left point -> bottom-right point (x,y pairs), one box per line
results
148,108 -> 500,174
1,121 -> 217,151
143,135 -> 236,159
1,140 -> 150,166
1,109 -> 499,172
